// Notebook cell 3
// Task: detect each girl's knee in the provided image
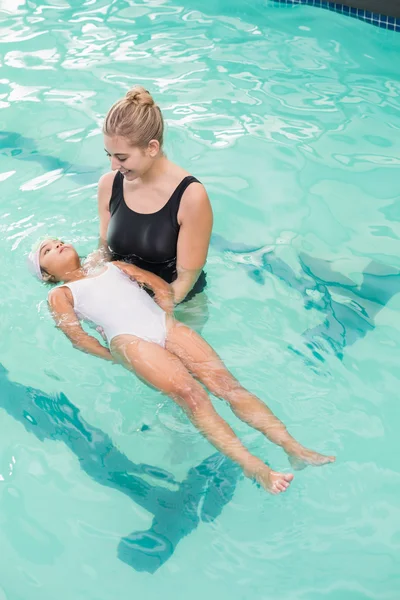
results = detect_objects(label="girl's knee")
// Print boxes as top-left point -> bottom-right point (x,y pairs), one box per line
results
172,380 -> 208,414
207,370 -> 241,399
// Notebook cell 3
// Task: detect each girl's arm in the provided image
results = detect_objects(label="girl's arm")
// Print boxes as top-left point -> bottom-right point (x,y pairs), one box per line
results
48,288 -> 113,361
172,183 -> 213,304
114,262 -> 174,314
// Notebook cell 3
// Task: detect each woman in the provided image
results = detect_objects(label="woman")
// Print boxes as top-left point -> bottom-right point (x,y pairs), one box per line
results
28,237 -> 334,494
97,86 -> 213,306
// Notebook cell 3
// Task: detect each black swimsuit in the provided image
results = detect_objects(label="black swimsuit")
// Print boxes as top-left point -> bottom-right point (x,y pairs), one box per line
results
107,171 -> 207,300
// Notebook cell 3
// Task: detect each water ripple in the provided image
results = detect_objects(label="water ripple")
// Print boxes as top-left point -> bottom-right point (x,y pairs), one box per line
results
1,1 -> 400,598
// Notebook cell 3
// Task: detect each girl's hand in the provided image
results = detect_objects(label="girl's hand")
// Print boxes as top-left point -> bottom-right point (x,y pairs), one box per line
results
155,286 -> 174,314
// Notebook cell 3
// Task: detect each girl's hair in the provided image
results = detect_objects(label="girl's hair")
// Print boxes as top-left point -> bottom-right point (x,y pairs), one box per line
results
103,86 -> 164,148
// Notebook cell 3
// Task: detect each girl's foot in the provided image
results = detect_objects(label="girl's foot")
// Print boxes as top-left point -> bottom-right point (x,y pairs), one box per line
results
284,442 -> 335,471
245,462 -> 294,494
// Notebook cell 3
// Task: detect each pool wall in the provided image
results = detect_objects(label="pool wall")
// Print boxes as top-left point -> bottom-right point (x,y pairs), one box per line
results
273,0 -> 400,30
341,0 -> 400,17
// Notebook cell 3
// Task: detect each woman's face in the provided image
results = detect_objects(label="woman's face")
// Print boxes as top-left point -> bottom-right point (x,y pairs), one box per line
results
104,135 -> 156,181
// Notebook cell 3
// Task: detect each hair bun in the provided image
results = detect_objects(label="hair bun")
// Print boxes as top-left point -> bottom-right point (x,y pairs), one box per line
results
126,86 -> 155,107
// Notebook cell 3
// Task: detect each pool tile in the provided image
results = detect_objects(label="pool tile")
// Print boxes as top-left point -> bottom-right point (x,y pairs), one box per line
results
271,1 -> 399,32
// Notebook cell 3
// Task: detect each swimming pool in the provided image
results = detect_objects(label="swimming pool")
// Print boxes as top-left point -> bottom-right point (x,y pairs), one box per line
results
1,0 -> 400,598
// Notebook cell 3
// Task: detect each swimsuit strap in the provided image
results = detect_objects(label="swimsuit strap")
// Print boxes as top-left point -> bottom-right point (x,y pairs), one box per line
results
167,175 -> 201,228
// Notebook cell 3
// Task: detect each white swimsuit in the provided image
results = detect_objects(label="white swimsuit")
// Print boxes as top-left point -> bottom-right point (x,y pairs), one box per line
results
55,263 -> 167,346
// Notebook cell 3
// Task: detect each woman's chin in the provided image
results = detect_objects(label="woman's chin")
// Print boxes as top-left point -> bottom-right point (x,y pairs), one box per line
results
121,171 -> 137,181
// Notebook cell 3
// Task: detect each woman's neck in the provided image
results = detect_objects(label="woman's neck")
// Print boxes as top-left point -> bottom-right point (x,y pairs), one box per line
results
141,153 -> 169,184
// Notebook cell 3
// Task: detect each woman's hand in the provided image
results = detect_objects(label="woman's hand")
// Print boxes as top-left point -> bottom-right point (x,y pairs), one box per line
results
171,266 -> 202,306
154,285 -> 174,314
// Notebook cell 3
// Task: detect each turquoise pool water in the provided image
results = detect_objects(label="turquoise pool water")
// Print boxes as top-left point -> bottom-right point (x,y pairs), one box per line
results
1,1 -> 400,598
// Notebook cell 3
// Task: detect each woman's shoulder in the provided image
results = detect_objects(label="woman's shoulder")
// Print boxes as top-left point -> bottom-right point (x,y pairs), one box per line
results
165,160 -> 204,191
97,171 -> 121,212
178,177 -> 212,226
164,161 -> 209,212
98,170 -> 118,194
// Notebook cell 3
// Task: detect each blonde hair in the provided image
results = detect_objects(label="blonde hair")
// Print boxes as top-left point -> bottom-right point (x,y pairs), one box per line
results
103,86 -> 164,148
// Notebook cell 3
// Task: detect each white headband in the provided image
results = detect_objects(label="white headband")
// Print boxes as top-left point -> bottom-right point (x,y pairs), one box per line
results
27,238 -> 52,281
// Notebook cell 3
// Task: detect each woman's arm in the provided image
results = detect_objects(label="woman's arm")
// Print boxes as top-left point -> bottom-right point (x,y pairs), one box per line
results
114,262 -> 174,314
98,172 -> 114,251
48,288 -> 113,361
173,183 -> 213,304
84,172 -> 115,268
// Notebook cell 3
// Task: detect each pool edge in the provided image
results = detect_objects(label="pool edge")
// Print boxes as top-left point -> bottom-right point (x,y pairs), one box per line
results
271,1 -> 400,31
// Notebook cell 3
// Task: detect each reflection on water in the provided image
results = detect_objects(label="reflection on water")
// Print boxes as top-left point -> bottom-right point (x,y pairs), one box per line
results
212,233 -> 400,361
0,363 -> 240,574
1,1 -> 400,596
4,129 -> 400,362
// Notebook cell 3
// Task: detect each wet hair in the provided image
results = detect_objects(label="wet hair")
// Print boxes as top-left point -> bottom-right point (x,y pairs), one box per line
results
43,271 -> 57,286
103,86 -> 164,148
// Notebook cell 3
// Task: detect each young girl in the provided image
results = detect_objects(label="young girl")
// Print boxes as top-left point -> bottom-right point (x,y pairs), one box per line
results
28,238 -> 335,494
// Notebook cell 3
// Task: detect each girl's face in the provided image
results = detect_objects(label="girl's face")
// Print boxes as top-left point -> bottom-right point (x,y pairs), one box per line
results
39,239 -> 79,281
103,135 -> 158,181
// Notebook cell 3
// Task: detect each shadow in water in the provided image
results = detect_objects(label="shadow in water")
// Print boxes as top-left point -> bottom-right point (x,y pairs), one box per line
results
0,130 -> 101,185
0,364 -> 240,573
212,234 -> 400,362
4,129 -> 400,362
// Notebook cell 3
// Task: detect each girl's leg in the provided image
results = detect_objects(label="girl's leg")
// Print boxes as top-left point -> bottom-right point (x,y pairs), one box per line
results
165,323 -> 335,470
111,335 -> 293,494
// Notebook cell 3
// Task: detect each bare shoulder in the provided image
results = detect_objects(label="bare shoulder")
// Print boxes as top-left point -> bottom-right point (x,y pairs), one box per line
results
179,180 -> 213,221
98,170 -> 117,191
98,171 -> 117,205
48,286 -> 73,308
167,159 -> 190,180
